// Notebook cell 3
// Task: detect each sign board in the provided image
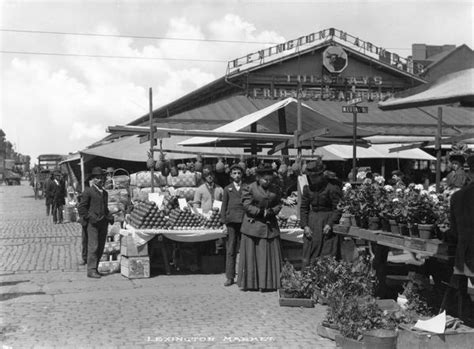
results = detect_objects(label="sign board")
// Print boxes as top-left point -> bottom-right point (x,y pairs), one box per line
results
347,97 -> 362,105
323,46 -> 348,73
342,106 -> 369,113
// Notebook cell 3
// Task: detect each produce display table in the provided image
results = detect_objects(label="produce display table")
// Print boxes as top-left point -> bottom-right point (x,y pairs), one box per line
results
333,225 -> 455,299
120,225 -> 304,247
333,225 -> 452,260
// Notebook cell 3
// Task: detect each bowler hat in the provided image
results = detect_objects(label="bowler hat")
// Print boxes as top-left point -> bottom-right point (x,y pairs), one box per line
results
306,160 -> 326,174
229,163 -> 244,173
256,164 -> 275,175
90,167 -> 104,177
106,167 -> 114,173
449,154 -> 465,164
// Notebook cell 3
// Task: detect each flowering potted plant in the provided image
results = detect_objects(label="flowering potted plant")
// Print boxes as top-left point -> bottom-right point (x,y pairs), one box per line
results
338,183 -> 360,228
405,185 -> 438,239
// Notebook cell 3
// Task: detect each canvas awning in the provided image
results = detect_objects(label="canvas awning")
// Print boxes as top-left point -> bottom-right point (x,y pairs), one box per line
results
179,97 -> 373,147
378,68 -> 474,110
314,144 -> 436,160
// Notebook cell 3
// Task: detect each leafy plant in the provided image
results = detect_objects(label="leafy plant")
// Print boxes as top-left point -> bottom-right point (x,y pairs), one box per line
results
280,261 -> 312,299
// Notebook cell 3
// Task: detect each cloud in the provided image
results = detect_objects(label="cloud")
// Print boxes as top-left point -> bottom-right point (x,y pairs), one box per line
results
1,14 -> 283,160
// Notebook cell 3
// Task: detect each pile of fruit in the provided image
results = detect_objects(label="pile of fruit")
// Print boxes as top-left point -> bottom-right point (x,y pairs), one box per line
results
277,215 -> 301,229
129,201 -> 171,229
168,207 -> 207,230
202,208 -> 222,229
128,198 -> 223,230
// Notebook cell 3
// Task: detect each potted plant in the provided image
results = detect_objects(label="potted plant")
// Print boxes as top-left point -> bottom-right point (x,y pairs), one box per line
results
406,186 -> 438,239
279,261 -> 314,307
338,183 -> 360,228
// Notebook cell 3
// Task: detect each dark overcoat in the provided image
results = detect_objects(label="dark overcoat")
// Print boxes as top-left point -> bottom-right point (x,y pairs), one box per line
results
77,186 -> 112,224
450,182 -> 474,273
240,181 -> 282,239
220,182 -> 245,224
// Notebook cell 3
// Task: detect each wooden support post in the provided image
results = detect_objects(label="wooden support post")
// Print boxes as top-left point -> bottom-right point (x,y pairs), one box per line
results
278,107 -> 289,164
250,122 -> 257,155
296,82 -> 302,220
149,87 -> 155,193
80,155 -> 85,192
435,107 -> 442,192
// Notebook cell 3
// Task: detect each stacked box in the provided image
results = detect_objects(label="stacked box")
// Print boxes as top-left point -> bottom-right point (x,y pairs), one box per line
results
121,256 -> 150,278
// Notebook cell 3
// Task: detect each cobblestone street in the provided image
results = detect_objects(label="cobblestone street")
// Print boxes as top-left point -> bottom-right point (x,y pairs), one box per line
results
0,182 -> 335,348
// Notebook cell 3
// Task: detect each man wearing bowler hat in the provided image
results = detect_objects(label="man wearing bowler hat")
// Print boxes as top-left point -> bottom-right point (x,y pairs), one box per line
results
300,158 -> 342,268
78,167 -> 114,278
220,164 -> 245,286
446,154 -> 468,189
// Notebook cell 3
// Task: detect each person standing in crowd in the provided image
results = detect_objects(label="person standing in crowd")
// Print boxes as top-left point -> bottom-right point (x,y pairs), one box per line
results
77,178 -> 91,266
51,171 -> 66,224
193,169 -> 224,213
77,167 -> 114,278
390,169 -> 407,189
220,164 -> 245,287
193,168 -> 225,254
449,154 -> 474,285
238,165 -> 282,291
446,154 -> 468,189
44,172 -> 54,216
300,159 -> 342,268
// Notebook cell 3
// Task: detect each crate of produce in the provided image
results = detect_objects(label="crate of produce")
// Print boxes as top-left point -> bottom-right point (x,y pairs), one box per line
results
121,256 -> 150,279
167,171 -> 197,187
120,234 -> 149,257
278,290 -> 314,308
130,171 -> 167,188
98,260 -> 121,274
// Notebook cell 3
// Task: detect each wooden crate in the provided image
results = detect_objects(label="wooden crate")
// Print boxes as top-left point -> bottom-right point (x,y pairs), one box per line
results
397,324 -> 474,349
404,237 -> 427,251
103,241 -> 120,254
121,256 -> 150,278
377,233 -> 405,247
120,234 -> 148,257
278,290 -> 314,308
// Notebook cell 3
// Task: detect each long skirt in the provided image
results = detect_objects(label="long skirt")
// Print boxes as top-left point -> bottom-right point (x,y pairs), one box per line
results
302,211 -> 340,269
237,233 -> 282,291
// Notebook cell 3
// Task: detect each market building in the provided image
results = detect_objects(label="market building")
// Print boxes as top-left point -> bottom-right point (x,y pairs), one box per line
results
75,27 -> 473,186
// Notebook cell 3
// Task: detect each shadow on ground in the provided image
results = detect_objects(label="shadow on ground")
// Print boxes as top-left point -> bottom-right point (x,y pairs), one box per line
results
0,280 -> 29,287
0,291 -> 46,301
0,325 -> 20,341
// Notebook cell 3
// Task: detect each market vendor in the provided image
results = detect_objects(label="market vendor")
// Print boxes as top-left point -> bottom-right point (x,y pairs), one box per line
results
449,154 -> 474,284
300,159 -> 342,268
193,168 -> 224,213
446,154 -> 468,189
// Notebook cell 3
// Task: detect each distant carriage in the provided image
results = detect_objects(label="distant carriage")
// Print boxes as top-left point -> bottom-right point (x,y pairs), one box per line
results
33,154 -> 65,200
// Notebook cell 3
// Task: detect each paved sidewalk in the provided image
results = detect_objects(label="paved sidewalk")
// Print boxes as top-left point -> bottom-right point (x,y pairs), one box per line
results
0,183 -> 336,348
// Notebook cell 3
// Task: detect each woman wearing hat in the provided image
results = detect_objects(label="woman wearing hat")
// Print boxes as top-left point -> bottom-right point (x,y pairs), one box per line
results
300,159 -> 342,268
238,165 -> 282,291
446,154 -> 468,189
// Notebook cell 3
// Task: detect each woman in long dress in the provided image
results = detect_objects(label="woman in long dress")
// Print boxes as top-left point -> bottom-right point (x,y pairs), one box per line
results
237,165 -> 282,291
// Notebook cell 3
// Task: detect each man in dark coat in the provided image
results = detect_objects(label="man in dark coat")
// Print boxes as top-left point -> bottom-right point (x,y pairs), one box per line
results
44,173 -> 55,216
51,171 -> 66,224
450,154 -> 474,283
77,167 -> 113,278
300,159 -> 342,268
220,164 -> 245,287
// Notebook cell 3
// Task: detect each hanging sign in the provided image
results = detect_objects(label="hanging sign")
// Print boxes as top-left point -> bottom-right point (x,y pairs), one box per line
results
342,106 -> 368,113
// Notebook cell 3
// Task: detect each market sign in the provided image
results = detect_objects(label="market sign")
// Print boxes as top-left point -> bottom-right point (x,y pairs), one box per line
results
342,106 -> 368,113
323,46 -> 348,73
226,27 -> 423,77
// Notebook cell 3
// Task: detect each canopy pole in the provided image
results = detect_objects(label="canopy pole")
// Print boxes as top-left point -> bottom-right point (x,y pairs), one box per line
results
149,87 -> 154,193
80,155 -> 85,192
296,82 -> 302,220
352,109 -> 358,182
435,107 -> 442,192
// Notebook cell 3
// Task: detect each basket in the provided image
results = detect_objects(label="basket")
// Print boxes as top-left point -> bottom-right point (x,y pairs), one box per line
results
111,168 -> 130,189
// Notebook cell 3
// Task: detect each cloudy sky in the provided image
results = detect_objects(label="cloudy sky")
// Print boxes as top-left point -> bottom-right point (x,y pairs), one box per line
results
1,0 -> 473,161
